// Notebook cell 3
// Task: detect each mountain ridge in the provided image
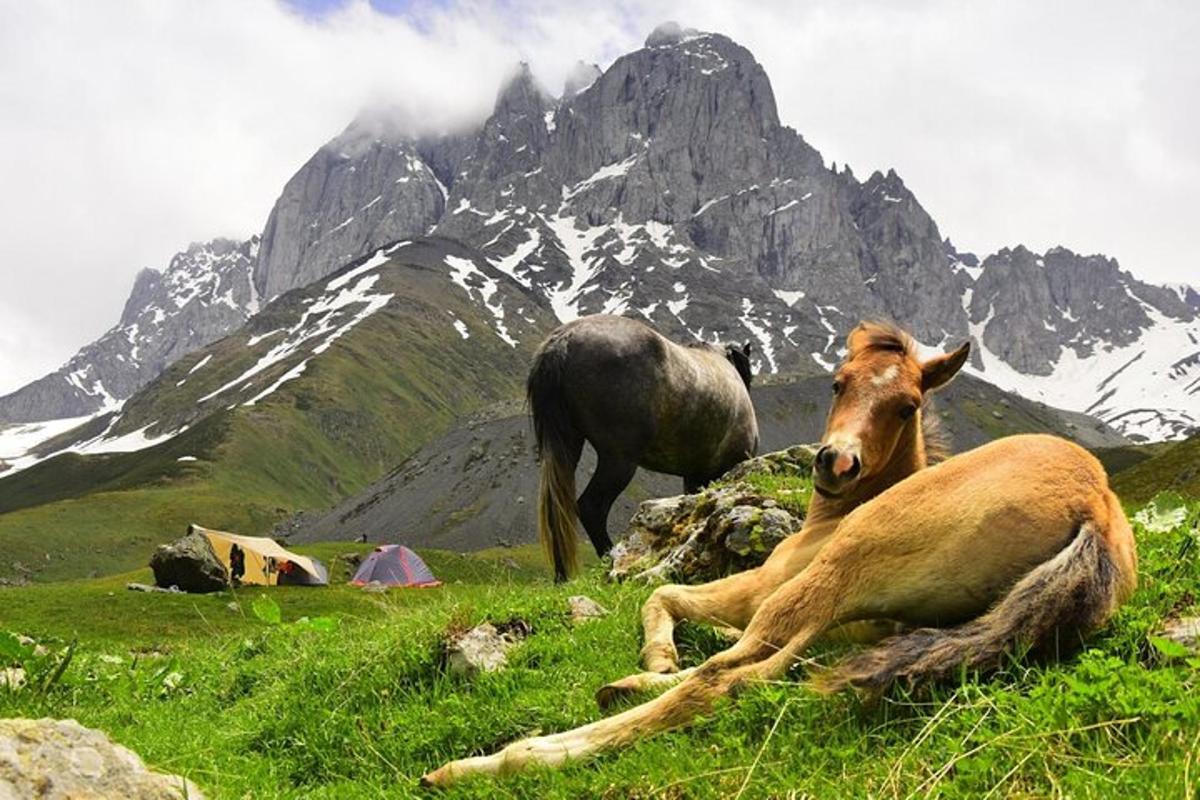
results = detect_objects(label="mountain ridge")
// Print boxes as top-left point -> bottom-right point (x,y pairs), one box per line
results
1,21 -> 1195,443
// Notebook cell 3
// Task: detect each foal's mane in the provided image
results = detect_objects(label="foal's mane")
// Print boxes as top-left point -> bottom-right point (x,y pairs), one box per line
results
845,320 -> 949,465
847,320 -> 916,358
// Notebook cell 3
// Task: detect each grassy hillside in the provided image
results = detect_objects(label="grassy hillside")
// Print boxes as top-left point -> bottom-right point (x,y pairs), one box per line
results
1112,435 -> 1200,503
0,242 -> 556,583
2,484 -> 1197,798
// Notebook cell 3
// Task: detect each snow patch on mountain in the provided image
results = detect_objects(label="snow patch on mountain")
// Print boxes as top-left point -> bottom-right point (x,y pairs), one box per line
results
199,249 -> 396,404
445,255 -> 518,346
957,306 -> 1200,442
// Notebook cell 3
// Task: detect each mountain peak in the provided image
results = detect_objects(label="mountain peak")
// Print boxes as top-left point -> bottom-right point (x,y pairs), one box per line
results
645,21 -> 703,48
494,62 -> 552,115
563,61 -> 601,98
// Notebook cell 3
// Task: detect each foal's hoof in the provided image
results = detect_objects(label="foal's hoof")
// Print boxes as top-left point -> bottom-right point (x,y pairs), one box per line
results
640,645 -> 680,675
420,768 -> 448,789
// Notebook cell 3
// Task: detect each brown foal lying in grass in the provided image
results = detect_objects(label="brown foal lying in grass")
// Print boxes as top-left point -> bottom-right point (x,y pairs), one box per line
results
422,321 -> 1138,787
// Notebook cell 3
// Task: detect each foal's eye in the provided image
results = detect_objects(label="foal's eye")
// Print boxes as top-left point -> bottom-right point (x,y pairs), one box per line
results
831,382 -> 842,396
899,404 -> 918,421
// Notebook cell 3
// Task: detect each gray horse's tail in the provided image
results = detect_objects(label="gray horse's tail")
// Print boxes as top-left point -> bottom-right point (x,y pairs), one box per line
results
528,339 -> 580,581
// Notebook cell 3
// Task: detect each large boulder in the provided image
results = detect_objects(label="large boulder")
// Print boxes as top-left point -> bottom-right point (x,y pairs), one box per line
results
148,529 -> 227,594
609,446 -> 816,584
0,718 -> 204,799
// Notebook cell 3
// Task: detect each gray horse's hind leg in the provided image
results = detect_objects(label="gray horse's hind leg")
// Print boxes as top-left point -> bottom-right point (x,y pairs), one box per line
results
577,455 -> 637,557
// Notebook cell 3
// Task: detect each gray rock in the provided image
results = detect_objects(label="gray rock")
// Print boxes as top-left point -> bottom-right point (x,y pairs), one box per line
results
443,621 -> 529,676
724,506 -> 796,557
125,583 -> 184,594
0,718 -> 204,799
567,595 -> 609,623
254,112 -> 447,300
0,668 -> 25,690
148,530 -> 228,594
1157,617 -> 1200,652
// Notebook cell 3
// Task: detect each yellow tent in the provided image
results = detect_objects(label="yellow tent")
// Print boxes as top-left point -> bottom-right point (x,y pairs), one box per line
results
191,524 -> 329,587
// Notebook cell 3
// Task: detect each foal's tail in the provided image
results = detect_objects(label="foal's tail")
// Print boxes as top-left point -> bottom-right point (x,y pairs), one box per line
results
816,507 -> 1136,693
528,338 -> 580,582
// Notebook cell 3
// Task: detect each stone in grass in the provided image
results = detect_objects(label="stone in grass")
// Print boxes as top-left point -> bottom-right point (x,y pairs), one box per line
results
568,595 -> 609,623
126,582 -> 184,594
0,718 -> 204,799
1157,617 -> 1200,652
15,636 -> 48,658
0,668 -> 25,690
444,620 -> 531,677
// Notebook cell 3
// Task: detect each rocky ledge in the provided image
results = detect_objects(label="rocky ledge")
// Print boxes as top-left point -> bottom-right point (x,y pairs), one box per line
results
610,445 -> 817,583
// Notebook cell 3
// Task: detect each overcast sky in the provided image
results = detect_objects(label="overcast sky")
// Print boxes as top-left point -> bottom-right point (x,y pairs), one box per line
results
1,0 -> 1197,395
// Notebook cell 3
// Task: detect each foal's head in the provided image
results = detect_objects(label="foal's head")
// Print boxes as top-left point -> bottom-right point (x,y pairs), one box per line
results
813,322 -> 969,499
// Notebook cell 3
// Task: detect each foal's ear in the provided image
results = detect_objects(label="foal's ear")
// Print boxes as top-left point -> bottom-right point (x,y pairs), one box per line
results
922,341 -> 970,393
742,341 -> 753,356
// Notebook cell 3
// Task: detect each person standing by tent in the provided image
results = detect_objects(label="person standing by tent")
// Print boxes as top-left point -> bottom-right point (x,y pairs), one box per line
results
229,543 -> 245,587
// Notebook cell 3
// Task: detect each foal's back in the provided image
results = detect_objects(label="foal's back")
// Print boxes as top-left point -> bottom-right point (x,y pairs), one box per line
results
825,434 -> 1136,626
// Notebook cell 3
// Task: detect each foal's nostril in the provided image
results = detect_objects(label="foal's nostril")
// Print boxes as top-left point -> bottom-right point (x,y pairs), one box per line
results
815,446 -> 834,473
844,455 -> 861,480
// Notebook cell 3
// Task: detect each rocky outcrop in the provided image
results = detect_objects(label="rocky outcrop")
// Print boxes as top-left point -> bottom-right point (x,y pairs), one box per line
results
609,484 -> 803,584
609,446 -> 816,583
0,718 -> 204,799
148,529 -> 228,593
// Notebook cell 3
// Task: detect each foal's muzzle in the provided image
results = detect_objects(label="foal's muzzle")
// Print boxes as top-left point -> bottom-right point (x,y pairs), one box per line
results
813,444 -> 861,495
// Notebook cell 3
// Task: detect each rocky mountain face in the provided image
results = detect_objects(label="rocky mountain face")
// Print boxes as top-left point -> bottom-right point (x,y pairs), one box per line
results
254,114 -> 448,299
4,21 -> 1195,443
965,245 -> 1200,440
0,237 -> 260,424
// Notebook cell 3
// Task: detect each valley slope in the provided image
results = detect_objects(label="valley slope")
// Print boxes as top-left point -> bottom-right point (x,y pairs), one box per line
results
287,373 -> 1127,551
0,240 -> 554,582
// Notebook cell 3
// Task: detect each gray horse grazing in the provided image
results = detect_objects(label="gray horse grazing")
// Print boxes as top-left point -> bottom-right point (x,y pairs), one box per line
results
528,315 -> 758,581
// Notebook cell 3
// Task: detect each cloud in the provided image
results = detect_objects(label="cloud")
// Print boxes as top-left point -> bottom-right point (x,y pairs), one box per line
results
1,0 -> 1196,394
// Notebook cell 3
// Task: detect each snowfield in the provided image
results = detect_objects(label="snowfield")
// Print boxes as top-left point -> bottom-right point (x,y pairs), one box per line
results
960,307 -> 1200,442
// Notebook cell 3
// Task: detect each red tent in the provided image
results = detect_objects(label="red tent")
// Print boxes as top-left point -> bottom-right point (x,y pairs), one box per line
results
350,545 -> 441,588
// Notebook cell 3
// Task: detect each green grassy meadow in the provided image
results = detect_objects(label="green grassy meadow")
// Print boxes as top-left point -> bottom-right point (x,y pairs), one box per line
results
3,492 -> 1199,799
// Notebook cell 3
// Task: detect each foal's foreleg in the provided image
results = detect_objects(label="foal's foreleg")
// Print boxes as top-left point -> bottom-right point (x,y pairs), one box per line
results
640,529 -> 834,673
423,563 -> 844,786
639,570 -> 765,673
